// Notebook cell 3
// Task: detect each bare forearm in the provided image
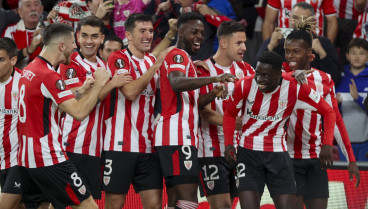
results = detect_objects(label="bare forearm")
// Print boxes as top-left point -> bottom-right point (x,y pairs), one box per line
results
152,32 -> 175,58
70,87 -> 87,100
198,91 -> 216,110
170,76 -> 217,92
74,83 -> 104,119
326,16 -> 338,43
121,63 -> 160,100
99,80 -> 116,100
200,107 -> 223,126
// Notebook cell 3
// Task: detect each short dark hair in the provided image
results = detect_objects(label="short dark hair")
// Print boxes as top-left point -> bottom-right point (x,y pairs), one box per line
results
347,38 -> 368,52
42,23 -> 74,46
0,37 -> 18,58
101,35 -> 123,50
77,15 -> 105,34
177,12 -> 204,29
292,2 -> 315,16
217,20 -> 246,38
258,51 -> 283,71
124,13 -> 154,33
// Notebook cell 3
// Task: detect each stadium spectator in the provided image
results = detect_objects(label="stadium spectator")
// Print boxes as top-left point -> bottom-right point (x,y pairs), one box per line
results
197,20 -> 254,209
336,38 -> 368,162
0,37 -> 24,209
111,0 -> 152,45
353,0 -> 368,41
86,0 -> 116,36
283,17 -> 360,209
2,0 -> 44,68
17,22 -> 109,209
223,51 -> 336,209
103,13 -> 174,209
262,0 -> 338,43
99,35 -> 123,62
334,0 -> 366,65
254,2 -> 342,86
154,12 -> 235,209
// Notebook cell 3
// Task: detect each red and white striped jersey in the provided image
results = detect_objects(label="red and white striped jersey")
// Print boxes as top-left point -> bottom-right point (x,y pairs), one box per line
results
58,51 -> 106,157
283,66 -> 356,161
224,74 -> 336,152
17,56 -> 75,168
267,0 -> 337,36
104,49 -> 157,153
354,9 -> 368,40
334,0 -> 360,20
198,58 -> 255,158
154,48 -> 199,147
0,68 -> 21,170
2,20 -> 42,62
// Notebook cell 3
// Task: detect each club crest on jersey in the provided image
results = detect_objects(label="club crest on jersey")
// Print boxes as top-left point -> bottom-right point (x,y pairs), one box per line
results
316,84 -> 323,95
78,185 -> 86,195
11,91 -> 19,101
115,58 -> 126,69
55,80 -> 66,91
207,181 -> 215,190
103,176 -> 110,185
123,10 -> 130,17
184,160 -> 192,170
173,54 -> 184,64
236,71 -> 244,79
278,100 -> 287,109
65,68 -> 77,79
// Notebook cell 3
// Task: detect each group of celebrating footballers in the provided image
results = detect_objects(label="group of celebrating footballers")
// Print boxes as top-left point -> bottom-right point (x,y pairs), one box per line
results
0,5 -> 362,209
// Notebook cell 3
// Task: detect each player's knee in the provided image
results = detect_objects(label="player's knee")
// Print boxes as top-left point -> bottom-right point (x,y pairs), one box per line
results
105,193 -> 125,209
143,196 -> 162,209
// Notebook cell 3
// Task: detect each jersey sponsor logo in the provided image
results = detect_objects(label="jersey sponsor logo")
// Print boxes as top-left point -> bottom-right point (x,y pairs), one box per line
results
56,80 -> 67,91
173,54 -> 184,64
21,70 -> 36,81
78,185 -> 86,195
0,108 -> 18,115
141,89 -> 154,96
115,58 -> 126,69
246,99 -> 254,105
64,77 -> 80,85
246,108 -> 280,121
184,160 -> 192,170
58,90 -> 73,98
65,68 -> 77,79
207,181 -> 215,190
103,176 -> 110,185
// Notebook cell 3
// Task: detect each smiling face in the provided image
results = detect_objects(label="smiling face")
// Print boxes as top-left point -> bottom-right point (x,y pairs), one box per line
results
126,21 -> 153,57
223,32 -> 247,62
284,39 -> 312,71
178,19 -> 205,55
77,25 -> 105,61
255,62 -> 282,93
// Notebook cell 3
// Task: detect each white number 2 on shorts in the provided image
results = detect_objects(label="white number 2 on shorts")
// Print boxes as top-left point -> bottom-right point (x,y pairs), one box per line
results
236,163 -> 246,179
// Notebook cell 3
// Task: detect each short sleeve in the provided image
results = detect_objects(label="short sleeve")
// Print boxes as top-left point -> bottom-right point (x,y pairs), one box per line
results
267,0 -> 281,10
165,49 -> 189,74
197,66 -> 211,95
107,51 -> 130,77
58,63 -> 83,89
41,72 -> 75,105
322,0 -> 337,15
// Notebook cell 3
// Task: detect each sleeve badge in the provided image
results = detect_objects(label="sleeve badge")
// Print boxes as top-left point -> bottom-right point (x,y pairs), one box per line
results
115,58 -> 126,69
173,54 -> 184,63
65,68 -> 77,79
55,80 -> 67,91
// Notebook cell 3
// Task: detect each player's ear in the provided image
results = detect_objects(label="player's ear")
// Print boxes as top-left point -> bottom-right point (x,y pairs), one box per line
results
219,36 -> 227,49
10,55 -> 17,67
125,30 -> 132,42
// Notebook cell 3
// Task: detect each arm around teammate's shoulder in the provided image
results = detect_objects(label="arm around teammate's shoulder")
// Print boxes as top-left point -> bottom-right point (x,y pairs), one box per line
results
59,68 -> 110,121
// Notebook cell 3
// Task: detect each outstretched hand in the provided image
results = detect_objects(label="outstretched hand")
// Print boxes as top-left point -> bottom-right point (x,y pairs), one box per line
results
216,73 -> 238,83
225,145 -> 237,163
292,69 -> 314,84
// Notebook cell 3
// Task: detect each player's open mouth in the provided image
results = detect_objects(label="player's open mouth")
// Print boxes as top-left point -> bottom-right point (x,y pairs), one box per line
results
193,42 -> 200,50
288,62 -> 297,68
142,41 -> 150,46
258,84 -> 267,90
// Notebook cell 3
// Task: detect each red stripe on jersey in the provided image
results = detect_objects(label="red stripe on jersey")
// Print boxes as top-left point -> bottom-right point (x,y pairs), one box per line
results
2,83 -> 12,168
172,150 -> 180,175
199,171 -> 207,196
34,136 -> 44,168
338,0 -> 348,18
123,101 -> 132,152
83,109 -> 95,155
293,110 -> 304,157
